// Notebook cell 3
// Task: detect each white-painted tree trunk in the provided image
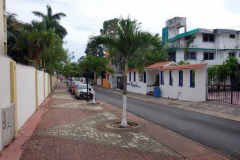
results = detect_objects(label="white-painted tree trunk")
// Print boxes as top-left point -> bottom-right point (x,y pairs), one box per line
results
120,95 -> 127,127
92,91 -> 96,104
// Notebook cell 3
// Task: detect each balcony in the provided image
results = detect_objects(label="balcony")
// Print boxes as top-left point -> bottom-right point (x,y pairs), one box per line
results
4,31 -> 7,39
165,40 -> 198,49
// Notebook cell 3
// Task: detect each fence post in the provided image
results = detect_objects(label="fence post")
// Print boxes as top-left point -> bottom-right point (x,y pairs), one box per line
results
35,70 -> 38,110
10,60 -> 18,137
48,74 -> 49,94
43,72 -> 45,99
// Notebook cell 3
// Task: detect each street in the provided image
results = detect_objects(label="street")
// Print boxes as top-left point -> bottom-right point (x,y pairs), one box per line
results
96,89 -> 240,159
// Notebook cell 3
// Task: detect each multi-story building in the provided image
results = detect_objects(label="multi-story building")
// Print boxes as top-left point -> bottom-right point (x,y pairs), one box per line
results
162,17 -> 240,66
0,0 -> 7,56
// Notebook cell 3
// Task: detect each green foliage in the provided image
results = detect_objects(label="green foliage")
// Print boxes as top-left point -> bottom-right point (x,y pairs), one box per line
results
32,4 -> 67,38
184,35 -> 196,61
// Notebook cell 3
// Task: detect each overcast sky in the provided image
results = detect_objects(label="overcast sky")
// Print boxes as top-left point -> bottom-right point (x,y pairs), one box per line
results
7,0 -> 240,62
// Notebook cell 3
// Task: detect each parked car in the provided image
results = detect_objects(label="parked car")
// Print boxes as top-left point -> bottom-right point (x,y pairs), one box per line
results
75,84 -> 94,99
71,82 -> 83,95
69,81 -> 78,92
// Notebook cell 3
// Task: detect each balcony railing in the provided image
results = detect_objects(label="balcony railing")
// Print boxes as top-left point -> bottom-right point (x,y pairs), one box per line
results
4,31 -> 7,39
165,40 -> 198,49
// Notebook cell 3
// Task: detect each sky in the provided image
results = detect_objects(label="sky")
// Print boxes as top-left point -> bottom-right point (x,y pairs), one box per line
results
7,0 -> 240,62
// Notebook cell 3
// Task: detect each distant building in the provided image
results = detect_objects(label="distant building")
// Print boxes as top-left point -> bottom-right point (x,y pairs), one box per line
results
0,0 -> 7,56
162,17 -> 240,66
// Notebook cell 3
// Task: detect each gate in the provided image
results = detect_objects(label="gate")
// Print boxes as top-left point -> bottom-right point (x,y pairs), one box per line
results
117,76 -> 123,90
207,68 -> 240,105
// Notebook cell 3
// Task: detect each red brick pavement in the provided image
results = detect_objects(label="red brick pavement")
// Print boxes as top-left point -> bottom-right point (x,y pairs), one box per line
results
21,136 -> 184,160
34,108 -> 104,132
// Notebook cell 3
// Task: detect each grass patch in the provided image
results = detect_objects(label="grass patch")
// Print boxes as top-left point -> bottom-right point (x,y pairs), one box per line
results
87,102 -> 101,105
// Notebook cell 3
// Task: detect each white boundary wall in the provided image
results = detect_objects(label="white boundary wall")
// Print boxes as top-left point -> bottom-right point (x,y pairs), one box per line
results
97,77 -> 101,85
127,70 -> 147,95
160,68 -> 207,102
16,64 -> 36,130
0,56 -> 11,109
45,73 -> 48,98
37,71 -> 44,106
0,56 -> 11,150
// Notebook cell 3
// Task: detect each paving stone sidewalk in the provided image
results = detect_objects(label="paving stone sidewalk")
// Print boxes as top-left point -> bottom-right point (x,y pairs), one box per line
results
95,85 -> 240,122
0,82 -> 232,160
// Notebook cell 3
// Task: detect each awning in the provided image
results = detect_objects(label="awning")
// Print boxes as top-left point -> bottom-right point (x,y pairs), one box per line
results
170,28 -> 199,42
104,71 -> 109,75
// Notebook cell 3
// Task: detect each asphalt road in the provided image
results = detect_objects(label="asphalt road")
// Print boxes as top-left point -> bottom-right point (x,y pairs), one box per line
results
96,89 -> 240,159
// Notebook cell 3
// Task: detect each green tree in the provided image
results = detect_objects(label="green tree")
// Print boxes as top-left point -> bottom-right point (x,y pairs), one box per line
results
92,17 -> 156,127
32,4 -> 67,39
79,55 -> 114,104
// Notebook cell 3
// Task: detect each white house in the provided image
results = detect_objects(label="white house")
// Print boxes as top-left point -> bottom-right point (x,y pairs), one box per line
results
127,61 -> 173,95
159,63 -> 208,102
162,17 -> 240,66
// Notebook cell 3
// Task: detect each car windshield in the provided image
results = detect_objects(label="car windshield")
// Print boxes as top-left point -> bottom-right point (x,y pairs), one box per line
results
77,85 -> 88,89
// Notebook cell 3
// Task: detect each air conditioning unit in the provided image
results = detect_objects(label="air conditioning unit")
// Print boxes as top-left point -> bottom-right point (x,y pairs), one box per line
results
2,103 -> 15,149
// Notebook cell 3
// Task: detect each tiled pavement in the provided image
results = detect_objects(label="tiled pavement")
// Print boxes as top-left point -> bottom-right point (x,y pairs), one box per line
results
1,82 -> 232,160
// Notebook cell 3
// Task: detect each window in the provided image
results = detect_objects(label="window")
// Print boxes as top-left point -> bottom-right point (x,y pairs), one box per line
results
230,34 -> 235,38
107,74 -> 110,82
185,35 -> 191,40
179,70 -> 183,86
229,52 -> 235,57
143,72 -> 146,83
239,53 -> 240,57
102,75 -> 106,79
203,34 -> 214,42
186,52 -> 196,60
161,71 -> 164,85
204,52 -> 214,60
169,71 -> 173,85
168,52 -> 176,62
129,72 -> 131,81
134,71 -> 136,82
190,70 -> 195,88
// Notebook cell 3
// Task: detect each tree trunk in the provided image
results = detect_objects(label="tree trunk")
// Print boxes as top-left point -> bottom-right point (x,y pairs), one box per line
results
121,61 -> 128,127
92,72 -> 96,104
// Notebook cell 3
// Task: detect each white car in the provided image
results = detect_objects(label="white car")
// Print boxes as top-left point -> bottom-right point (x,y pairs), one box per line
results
75,84 -> 94,99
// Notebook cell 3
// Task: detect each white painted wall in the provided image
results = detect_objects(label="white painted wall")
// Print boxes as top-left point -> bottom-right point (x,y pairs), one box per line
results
48,75 -> 50,93
0,56 -> 11,150
37,71 -> 44,106
160,68 -> 207,102
45,73 -> 48,98
0,56 -> 11,109
16,64 -> 36,130
127,71 -> 147,94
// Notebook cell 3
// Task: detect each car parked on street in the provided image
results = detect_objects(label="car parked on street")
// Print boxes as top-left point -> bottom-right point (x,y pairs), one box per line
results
69,81 -> 79,92
71,82 -> 83,95
75,84 -> 94,100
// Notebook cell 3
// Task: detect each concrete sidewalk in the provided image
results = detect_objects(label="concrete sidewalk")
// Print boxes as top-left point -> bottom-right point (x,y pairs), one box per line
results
95,85 -> 240,123
0,82 -> 232,160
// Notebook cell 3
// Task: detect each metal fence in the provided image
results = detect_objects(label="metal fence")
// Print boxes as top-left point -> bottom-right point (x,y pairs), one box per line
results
207,68 -> 240,105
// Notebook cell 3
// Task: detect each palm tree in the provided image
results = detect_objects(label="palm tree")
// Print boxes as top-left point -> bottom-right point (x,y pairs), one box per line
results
32,4 -> 67,38
20,20 -> 52,68
79,55 -> 114,104
92,17 -> 155,127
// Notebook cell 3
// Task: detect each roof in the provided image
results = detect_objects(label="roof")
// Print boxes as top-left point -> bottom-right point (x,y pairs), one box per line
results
145,61 -> 173,69
128,68 -> 137,71
170,28 -> 199,42
159,63 -> 208,70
